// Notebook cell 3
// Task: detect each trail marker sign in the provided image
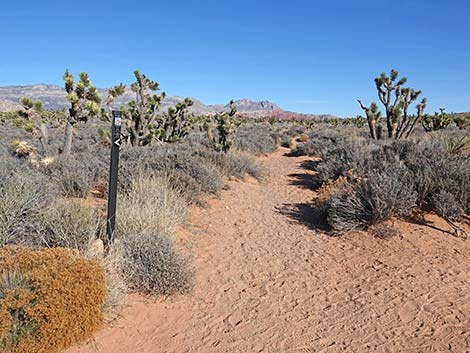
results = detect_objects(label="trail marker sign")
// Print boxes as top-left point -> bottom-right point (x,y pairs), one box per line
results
106,110 -> 122,247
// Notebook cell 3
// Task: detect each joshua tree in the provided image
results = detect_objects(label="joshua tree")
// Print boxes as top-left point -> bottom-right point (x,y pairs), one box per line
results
422,108 -> 452,132
162,97 -> 195,142
18,97 -> 51,155
356,101 -> 381,139
211,100 -> 238,152
100,83 -> 126,122
122,70 -> 196,145
358,69 -> 427,139
453,114 -> 470,129
62,70 -> 102,156
122,70 -> 166,146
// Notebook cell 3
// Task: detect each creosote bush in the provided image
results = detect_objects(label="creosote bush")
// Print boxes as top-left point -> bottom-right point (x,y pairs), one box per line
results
116,233 -> 193,296
0,246 -> 106,353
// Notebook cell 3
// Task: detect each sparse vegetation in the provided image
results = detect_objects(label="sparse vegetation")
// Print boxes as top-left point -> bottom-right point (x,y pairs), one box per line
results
2,64 -> 468,353
234,122 -> 278,155
292,125 -> 470,236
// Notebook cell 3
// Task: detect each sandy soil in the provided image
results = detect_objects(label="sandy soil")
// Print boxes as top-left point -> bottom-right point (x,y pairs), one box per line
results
67,148 -> 470,353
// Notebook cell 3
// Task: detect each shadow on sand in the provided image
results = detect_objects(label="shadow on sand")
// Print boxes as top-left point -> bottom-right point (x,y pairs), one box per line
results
276,202 -> 330,232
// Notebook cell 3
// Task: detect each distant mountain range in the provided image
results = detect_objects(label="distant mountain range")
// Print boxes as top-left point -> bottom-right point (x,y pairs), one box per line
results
0,84 -> 337,120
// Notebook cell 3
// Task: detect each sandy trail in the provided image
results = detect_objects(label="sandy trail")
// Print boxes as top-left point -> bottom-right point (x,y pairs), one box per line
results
68,148 -> 470,353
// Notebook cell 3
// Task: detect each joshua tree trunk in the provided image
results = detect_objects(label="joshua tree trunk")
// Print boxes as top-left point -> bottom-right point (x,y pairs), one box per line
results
358,99 -> 380,140
62,121 -> 73,157
368,119 -> 377,140
38,122 -> 51,156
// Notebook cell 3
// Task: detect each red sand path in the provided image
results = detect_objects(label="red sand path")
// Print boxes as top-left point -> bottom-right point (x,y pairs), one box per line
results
67,148 -> 470,353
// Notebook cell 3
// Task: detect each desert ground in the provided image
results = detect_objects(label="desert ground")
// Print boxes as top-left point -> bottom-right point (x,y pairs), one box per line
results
66,147 -> 470,353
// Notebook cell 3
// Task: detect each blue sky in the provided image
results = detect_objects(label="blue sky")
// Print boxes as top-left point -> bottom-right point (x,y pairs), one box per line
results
0,0 -> 469,116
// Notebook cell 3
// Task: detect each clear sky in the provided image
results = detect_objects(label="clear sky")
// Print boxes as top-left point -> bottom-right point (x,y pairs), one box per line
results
0,0 -> 469,117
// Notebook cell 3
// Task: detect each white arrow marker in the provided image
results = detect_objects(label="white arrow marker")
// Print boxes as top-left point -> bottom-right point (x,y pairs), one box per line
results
114,139 -> 121,147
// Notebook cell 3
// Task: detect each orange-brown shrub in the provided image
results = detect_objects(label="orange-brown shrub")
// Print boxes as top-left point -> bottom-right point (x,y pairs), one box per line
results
0,246 -> 106,353
297,133 -> 309,143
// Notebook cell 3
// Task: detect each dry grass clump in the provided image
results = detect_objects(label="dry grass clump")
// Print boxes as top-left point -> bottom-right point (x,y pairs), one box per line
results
120,144 -> 224,204
84,243 -> 127,319
120,142 -> 264,204
0,246 -> 106,353
225,149 -> 265,179
39,199 -> 102,251
200,148 -> 264,180
0,165 -> 54,246
118,175 -> 188,236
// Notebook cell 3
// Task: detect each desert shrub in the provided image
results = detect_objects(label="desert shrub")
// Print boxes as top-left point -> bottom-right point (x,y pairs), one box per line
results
176,154 -> 223,194
280,135 -> 292,148
327,166 -> 417,234
196,148 -> 264,180
164,169 -> 205,205
234,122 -> 278,155
41,152 -> 106,197
432,190 -> 465,221
299,126 -> 469,234
116,233 -> 193,296
120,144 -> 223,202
0,246 -> 106,353
224,150 -> 264,179
287,124 -> 307,137
39,199 -> 101,251
398,141 -> 470,212
118,175 -> 188,236
0,165 -> 53,246
87,244 -> 126,318
290,128 -> 343,156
